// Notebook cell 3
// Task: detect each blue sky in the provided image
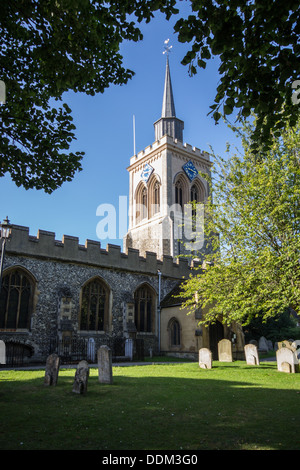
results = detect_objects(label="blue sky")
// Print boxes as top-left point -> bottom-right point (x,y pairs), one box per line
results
0,5 -> 242,249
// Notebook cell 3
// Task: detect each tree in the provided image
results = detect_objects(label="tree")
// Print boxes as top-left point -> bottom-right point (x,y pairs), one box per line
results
0,0 -> 177,193
179,118 -> 300,327
243,309 -> 300,344
173,0 -> 300,152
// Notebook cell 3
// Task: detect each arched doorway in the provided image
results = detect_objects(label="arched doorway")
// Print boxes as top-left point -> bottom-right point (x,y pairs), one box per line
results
209,321 -> 224,360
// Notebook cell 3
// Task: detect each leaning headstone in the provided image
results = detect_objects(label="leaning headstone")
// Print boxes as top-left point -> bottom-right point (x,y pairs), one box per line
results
199,348 -> 212,369
218,339 -> 232,362
98,345 -> 113,384
44,353 -> 60,386
276,347 -> 299,373
244,344 -> 260,366
72,360 -> 90,394
258,336 -> 269,352
0,340 -> 6,365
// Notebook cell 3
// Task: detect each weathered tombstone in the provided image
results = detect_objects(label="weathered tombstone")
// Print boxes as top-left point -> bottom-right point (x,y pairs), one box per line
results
258,336 -> 269,352
280,340 -> 294,350
199,348 -> 212,369
276,347 -> 299,373
0,340 -> 6,365
98,345 -> 113,384
244,344 -> 260,366
44,353 -> 60,386
218,339 -> 232,362
72,360 -> 90,394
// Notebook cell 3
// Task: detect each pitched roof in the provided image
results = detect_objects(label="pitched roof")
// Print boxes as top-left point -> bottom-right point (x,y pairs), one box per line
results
160,281 -> 186,308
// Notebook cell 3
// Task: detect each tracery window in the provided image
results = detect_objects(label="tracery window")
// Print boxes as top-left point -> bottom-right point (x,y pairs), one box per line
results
135,182 -> 148,223
141,187 -> 147,219
0,268 -> 34,329
79,278 -> 109,331
153,181 -> 160,214
169,318 -> 181,347
175,180 -> 183,208
148,176 -> 161,218
191,184 -> 198,203
134,284 -> 156,333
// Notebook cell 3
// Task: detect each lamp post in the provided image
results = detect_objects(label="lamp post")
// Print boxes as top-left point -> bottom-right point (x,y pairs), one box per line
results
0,217 -> 12,290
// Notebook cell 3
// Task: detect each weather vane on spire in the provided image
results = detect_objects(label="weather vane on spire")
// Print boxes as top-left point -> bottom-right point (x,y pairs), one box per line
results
163,39 -> 173,56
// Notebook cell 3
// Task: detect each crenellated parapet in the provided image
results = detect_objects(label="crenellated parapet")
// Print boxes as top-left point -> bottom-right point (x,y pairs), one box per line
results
4,224 -> 198,279
129,135 -> 211,167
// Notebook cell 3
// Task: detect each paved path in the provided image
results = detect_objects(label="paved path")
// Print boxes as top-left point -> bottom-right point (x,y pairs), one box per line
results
1,357 -> 277,371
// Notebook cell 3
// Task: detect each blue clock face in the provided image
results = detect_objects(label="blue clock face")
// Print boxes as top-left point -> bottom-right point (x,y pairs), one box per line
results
141,163 -> 154,183
182,160 -> 198,181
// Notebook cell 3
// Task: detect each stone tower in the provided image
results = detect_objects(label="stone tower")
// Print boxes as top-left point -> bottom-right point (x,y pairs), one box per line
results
123,54 -> 212,260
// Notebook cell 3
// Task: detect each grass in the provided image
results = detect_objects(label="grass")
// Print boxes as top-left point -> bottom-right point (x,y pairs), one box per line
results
0,360 -> 299,451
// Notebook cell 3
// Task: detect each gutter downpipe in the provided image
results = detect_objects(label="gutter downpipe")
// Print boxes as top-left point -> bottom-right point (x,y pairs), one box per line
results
157,269 -> 162,354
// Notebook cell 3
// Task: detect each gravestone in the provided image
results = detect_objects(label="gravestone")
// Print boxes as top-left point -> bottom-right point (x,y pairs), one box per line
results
199,348 -> 212,369
258,336 -> 269,352
72,360 -> 90,394
98,345 -> 113,384
0,340 -> 5,364
276,347 -> 299,373
278,340 -> 294,350
44,353 -> 60,386
244,344 -> 260,365
218,339 -> 232,362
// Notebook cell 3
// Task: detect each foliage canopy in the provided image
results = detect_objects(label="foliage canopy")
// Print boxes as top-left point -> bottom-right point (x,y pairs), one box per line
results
0,0 -> 177,192
174,0 -> 300,152
180,118 -> 300,327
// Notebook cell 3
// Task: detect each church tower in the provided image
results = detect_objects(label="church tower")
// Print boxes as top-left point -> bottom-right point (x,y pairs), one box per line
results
123,47 -> 212,260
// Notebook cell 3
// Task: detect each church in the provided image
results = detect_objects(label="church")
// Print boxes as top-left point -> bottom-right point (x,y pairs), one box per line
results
0,54 -> 245,364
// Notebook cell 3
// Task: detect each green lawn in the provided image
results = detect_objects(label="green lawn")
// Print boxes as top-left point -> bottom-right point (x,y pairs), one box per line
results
0,361 -> 299,450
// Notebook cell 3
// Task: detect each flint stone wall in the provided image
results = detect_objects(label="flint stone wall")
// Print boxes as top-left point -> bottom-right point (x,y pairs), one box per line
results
0,225 -> 187,362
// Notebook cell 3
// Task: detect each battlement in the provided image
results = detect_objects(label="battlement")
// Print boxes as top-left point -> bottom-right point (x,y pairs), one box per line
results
129,135 -> 210,166
5,224 -> 198,279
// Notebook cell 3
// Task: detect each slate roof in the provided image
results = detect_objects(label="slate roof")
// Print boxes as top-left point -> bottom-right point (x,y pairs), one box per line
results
160,281 -> 186,308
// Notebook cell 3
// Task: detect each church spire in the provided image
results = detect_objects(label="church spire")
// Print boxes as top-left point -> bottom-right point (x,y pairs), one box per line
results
154,41 -> 184,142
161,55 -> 176,118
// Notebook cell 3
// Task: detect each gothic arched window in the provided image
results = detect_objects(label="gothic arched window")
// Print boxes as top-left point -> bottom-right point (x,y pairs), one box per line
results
148,175 -> 161,218
175,180 -> 183,208
168,318 -> 181,347
0,268 -> 34,330
153,182 -> 160,213
142,187 -> 147,219
191,184 -> 198,203
79,278 -> 109,331
135,182 -> 148,223
134,284 -> 156,333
